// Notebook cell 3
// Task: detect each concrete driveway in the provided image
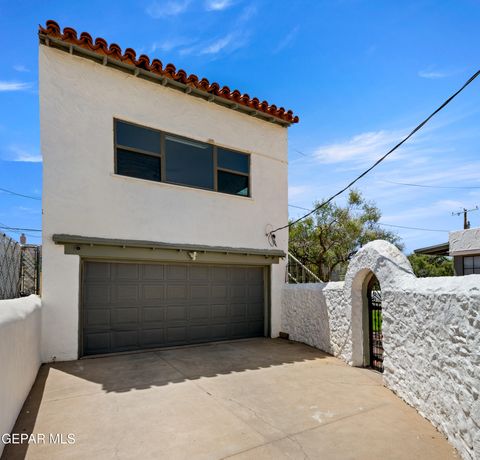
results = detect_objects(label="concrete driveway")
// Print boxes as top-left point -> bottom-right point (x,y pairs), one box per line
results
3,338 -> 457,460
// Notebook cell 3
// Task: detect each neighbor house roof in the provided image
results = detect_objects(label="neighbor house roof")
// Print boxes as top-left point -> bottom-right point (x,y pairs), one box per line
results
413,242 -> 449,256
38,20 -> 299,127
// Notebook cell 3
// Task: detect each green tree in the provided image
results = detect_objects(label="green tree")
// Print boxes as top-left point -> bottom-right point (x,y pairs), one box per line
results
289,190 -> 402,281
407,254 -> 454,277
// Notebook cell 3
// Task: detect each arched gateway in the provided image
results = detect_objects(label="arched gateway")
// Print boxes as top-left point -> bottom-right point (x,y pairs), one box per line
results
343,240 -> 415,370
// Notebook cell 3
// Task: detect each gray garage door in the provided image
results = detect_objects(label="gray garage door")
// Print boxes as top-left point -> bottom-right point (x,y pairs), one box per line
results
82,261 -> 265,356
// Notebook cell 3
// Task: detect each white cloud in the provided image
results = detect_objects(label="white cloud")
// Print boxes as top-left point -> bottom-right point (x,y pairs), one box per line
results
313,130 -> 405,164
273,26 -> 299,54
4,145 -> 42,163
382,199 -> 466,223
161,4 -> 255,58
205,0 -> 234,11
182,29 -> 250,57
237,4 -> 256,21
146,0 -> 190,18
151,37 -> 194,53
0,81 -> 31,92
13,65 -> 29,73
200,34 -> 235,54
15,206 -> 40,214
418,70 -> 449,79
289,185 -> 312,200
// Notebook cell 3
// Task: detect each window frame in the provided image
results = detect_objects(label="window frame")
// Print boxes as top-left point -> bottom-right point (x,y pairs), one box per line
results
463,255 -> 480,275
113,118 -> 251,197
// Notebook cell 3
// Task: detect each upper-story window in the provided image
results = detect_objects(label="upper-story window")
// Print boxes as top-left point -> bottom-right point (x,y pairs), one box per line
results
463,255 -> 480,275
114,119 -> 250,197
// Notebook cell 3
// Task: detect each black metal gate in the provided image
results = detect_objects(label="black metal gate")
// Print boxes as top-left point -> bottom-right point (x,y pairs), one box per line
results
367,277 -> 383,372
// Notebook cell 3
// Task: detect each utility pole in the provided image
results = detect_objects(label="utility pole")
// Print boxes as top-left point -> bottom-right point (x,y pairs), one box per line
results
452,206 -> 479,230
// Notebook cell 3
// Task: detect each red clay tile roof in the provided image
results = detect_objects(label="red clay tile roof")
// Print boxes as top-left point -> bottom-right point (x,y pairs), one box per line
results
38,20 -> 299,126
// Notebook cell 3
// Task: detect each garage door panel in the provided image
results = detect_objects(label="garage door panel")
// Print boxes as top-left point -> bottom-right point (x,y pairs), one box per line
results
114,285 -> 139,303
85,284 -> 111,305
231,322 -> 250,337
115,263 -> 140,280
248,268 -> 263,282
189,266 -> 210,281
166,305 -> 187,321
249,321 -> 264,336
111,307 -> 139,325
140,328 -> 165,347
167,326 -> 187,343
231,285 -> 247,298
189,305 -> 210,320
142,264 -> 164,280
142,284 -> 165,302
188,325 -> 211,341
189,284 -> 210,301
84,332 -> 111,355
230,267 -> 247,282
166,284 -> 188,300
85,309 -> 110,328
113,330 -> 139,350
143,306 -> 166,322
231,303 -> 247,318
85,262 -> 111,281
248,285 -> 263,300
167,265 -> 188,280
210,324 -> 228,339
211,304 -> 228,319
211,285 -> 228,298
247,303 -> 264,320
82,261 -> 265,356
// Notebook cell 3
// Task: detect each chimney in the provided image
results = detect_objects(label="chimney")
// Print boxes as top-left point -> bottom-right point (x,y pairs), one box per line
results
20,233 -> 27,245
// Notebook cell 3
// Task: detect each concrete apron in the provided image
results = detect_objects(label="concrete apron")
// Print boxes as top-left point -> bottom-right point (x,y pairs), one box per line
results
2,338 -> 457,460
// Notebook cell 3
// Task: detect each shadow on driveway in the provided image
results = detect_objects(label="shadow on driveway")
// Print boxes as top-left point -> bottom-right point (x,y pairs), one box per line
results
2,338 -> 457,460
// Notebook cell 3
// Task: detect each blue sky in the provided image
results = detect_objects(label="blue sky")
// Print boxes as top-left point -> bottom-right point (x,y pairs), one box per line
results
1,0 -> 480,252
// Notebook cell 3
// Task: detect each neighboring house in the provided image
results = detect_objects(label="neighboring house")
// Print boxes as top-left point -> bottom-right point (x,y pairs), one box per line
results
414,227 -> 480,275
39,21 -> 299,362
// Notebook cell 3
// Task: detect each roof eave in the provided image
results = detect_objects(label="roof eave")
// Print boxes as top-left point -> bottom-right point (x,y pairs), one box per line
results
39,33 -> 293,128
413,242 -> 450,256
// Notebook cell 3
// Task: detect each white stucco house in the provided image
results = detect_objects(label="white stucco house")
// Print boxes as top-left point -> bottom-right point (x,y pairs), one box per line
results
415,226 -> 480,275
39,20 -> 299,362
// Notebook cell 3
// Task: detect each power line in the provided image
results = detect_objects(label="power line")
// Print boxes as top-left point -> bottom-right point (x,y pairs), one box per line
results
0,186 -> 41,200
0,224 -> 41,232
0,225 -> 41,239
378,222 -> 449,233
382,180 -> 480,190
267,68 -> 480,243
289,205 -> 450,232
288,204 -> 311,211
290,148 -> 309,157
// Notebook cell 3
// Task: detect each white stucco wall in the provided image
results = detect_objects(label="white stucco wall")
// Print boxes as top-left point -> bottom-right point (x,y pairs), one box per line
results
282,241 -> 480,460
39,45 -> 289,362
450,227 -> 480,256
0,295 -> 42,456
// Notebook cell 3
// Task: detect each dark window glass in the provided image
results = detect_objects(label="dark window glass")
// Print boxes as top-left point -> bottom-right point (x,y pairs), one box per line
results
116,149 -> 161,181
218,170 -> 249,196
218,148 -> 249,173
116,120 -> 161,154
165,136 -> 213,189
464,256 -> 474,269
464,268 -> 474,275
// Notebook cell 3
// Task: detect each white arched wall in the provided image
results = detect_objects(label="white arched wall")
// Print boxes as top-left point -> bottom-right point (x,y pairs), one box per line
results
343,240 -> 415,367
282,240 -> 479,460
